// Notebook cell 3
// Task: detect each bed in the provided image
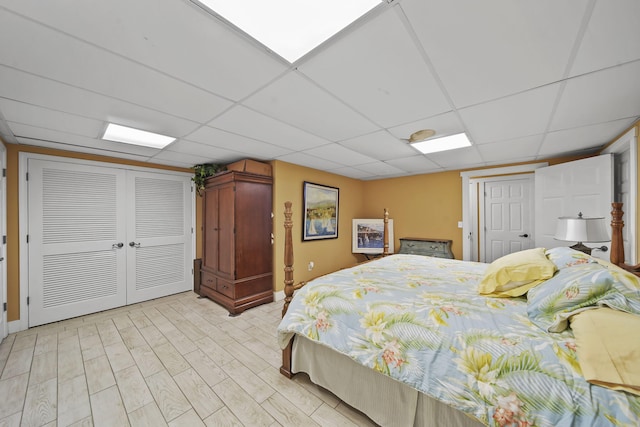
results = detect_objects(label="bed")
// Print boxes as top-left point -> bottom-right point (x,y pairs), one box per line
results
277,202 -> 640,426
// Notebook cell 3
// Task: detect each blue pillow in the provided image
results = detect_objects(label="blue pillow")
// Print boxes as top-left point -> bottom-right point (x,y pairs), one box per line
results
527,261 -> 640,332
545,246 -> 594,270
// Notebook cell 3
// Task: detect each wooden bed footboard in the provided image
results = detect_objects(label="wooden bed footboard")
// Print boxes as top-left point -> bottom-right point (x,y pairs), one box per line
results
280,202 -> 391,377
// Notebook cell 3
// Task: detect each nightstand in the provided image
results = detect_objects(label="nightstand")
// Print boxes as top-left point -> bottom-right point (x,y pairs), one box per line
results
398,238 -> 454,259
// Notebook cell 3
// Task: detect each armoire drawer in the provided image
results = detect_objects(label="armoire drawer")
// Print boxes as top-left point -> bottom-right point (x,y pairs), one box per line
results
200,271 -> 216,291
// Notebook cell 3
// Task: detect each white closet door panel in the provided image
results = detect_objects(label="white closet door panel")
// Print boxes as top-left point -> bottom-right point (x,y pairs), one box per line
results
28,159 -> 127,326
126,171 -> 192,303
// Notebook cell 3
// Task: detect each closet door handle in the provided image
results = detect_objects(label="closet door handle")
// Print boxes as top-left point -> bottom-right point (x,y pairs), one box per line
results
112,242 -> 124,249
129,242 -> 141,248
519,234 -> 529,238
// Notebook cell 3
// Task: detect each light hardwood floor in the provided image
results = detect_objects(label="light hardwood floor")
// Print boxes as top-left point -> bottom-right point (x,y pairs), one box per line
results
0,292 -> 378,427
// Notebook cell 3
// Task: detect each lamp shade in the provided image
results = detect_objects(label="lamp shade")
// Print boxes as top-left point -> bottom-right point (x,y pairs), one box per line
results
554,214 -> 610,243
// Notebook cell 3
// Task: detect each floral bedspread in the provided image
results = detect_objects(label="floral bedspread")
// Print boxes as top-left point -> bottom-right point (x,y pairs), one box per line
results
276,254 -> 640,427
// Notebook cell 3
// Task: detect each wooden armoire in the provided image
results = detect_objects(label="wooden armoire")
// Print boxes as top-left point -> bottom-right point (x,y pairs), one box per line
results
200,170 -> 273,315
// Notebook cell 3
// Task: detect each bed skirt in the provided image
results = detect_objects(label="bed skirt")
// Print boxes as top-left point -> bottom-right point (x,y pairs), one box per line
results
292,335 -> 485,427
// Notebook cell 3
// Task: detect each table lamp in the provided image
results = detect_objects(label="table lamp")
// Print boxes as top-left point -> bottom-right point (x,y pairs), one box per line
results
554,212 -> 609,255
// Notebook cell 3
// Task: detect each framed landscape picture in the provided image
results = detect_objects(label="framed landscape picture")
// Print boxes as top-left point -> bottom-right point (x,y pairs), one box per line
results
303,182 -> 339,241
352,219 -> 394,254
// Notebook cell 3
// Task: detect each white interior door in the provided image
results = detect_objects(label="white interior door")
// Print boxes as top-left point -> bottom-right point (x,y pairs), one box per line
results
534,155 -> 613,259
125,171 -> 192,303
603,127 -> 637,264
480,176 -> 534,262
28,159 -> 128,326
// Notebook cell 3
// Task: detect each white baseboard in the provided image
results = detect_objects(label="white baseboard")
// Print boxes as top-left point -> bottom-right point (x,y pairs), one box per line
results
8,319 -> 27,334
273,290 -> 285,302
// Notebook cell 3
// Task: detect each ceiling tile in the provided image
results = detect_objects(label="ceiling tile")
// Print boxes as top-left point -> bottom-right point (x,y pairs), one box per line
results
340,131 -> 417,161
275,152 -> 344,171
551,61 -> 640,131
0,0 -> 288,101
243,71 -> 378,141
0,11 -> 232,123
0,66 -> 201,138
149,150 -> 217,167
570,0 -> 640,77
15,137 -> 151,162
539,119 -> 638,157
427,146 -> 484,169
476,135 -> 543,163
0,98 -> 104,137
208,106 -> 331,151
352,161 -> 405,177
163,139 -> 242,164
459,84 -> 561,144
387,112 -> 462,141
184,126 -> 292,159
326,166 -> 377,180
401,0 -> 589,107
10,122 -> 160,156
299,7 -> 450,128
303,143 -> 378,166
384,155 -> 443,174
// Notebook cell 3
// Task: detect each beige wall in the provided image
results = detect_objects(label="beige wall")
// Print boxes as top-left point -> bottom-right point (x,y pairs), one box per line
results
363,170 -> 464,258
271,160 -> 365,293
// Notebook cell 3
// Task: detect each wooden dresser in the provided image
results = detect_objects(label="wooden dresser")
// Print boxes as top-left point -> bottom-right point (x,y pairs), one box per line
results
200,170 -> 273,315
398,237 -> 454,259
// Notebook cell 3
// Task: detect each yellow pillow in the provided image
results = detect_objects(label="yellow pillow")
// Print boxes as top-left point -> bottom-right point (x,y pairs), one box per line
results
478,248 -> 556,297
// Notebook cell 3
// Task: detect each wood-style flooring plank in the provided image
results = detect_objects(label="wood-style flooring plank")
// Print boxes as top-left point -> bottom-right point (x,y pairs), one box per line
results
22,378 -> 57,427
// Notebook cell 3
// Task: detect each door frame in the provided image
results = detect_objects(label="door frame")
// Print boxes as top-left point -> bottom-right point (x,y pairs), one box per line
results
460,162 -> 548,261
15,152 -> 195,333
602,127 -> 637,263
0,141 -> 6,341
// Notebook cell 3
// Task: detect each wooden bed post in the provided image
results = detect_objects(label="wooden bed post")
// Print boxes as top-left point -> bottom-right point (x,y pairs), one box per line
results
280,201 -> 294,378
610,202 -> 640,277
282,201 -> 294,318
611,202 -> 625,267
383,208 -> 390,256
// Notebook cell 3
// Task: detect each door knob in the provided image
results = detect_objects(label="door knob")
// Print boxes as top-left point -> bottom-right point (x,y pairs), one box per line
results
112,242 -> 124,249
519,234 -> 529,238
129,242 -> 141,248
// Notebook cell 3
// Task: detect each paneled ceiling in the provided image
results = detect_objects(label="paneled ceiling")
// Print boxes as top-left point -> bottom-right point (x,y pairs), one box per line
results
0,0 -> 639,180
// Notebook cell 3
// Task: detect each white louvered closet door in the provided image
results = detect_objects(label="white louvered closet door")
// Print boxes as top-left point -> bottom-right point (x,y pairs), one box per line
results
28,159 -> 128,326
125,170 -> 192,304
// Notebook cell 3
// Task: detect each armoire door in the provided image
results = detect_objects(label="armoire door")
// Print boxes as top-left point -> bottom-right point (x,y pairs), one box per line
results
125,170 -> 193,304
216,182 -> 235,280
28,159 -> 128,326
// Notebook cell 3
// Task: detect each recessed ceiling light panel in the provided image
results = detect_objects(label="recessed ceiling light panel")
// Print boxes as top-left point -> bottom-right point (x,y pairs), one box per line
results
198,0 -> 382,63
410,132 -> 472,154
102,123 -> 175,149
